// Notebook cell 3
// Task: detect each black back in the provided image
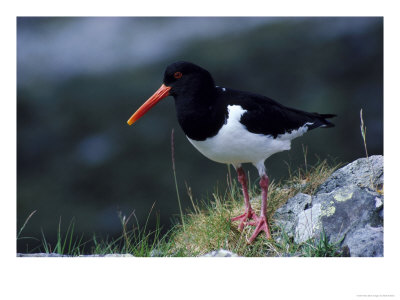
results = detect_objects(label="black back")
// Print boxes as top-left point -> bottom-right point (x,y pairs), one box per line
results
163,61 -> 336,141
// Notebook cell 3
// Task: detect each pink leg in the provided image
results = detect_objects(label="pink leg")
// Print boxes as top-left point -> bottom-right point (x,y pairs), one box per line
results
248,174 -> 272,243
231,166 -> 257,231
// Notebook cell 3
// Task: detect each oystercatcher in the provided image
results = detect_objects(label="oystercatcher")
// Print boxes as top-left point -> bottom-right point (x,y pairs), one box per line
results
127,61 -> 335,243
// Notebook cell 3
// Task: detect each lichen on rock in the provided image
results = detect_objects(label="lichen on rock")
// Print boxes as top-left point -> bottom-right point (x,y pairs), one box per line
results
273,155 -> 384,257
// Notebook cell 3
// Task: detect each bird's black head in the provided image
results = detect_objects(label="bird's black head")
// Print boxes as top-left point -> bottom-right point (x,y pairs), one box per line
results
127,61 -> 216,126
163,61 -> 215,98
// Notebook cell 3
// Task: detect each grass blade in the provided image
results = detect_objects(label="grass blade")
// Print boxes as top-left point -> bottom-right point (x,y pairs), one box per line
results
171,128 -> 185,230
17,210 -> 37,239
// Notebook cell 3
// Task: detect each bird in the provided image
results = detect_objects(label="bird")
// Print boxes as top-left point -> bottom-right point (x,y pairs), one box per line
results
127,61 -> 335,243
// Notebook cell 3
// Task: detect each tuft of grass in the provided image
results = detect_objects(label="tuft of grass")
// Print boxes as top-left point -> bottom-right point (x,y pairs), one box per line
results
301,229 -> 343,257
40,217 -> 85,255
167,159 -> 339,257
22,206 -> 175,257
83,206 -> 175,256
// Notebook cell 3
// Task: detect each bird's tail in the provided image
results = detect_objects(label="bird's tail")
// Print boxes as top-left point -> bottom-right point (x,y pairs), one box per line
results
308,113 -> 337,130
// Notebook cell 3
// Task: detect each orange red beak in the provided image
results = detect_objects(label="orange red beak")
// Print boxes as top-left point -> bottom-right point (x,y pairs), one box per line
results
127,84 -> 171,126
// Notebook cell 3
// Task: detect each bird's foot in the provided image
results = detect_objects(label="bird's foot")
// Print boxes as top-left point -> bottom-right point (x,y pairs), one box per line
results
247,215 -> 271,243
231,209 -> 258,231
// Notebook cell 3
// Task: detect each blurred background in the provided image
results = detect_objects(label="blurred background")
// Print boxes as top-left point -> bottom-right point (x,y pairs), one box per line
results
17,17 -> 383,253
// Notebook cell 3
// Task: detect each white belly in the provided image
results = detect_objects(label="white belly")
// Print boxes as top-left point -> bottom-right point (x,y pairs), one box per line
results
187,105 -> 309,166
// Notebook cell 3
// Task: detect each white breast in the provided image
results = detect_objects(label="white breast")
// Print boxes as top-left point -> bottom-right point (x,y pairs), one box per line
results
187,105 -> 310,166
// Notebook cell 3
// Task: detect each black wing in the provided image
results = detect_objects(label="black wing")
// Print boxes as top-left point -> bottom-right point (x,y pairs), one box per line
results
221,88 -> 336,138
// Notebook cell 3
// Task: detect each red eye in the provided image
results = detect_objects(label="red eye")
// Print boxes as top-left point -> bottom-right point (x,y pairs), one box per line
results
174,71 -> 183,79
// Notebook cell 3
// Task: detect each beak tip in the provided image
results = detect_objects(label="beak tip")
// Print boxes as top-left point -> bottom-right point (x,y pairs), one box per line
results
127,84 -> 170,127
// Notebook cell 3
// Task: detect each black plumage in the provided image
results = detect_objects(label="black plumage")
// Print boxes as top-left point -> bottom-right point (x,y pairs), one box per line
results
163,61 -> 335,141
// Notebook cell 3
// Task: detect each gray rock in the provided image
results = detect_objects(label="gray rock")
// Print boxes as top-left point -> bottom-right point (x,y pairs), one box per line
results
88,254 -> 134,257
201,249 -> 239,257
343,225 -> 383,257
316,155 -> 383,194
273,156 -> 384,257
274,193 -> 314,243
149,249 -> 164,257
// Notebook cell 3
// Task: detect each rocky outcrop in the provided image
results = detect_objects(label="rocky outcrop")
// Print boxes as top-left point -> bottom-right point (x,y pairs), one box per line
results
316,155 -> 383,193
273,155 -> 383,257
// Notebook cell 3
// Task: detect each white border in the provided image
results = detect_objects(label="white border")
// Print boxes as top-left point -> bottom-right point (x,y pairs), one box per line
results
2,1 -> 399,299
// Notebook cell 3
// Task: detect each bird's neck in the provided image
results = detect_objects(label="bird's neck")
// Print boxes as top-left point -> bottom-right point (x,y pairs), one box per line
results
173,88 -> 227,141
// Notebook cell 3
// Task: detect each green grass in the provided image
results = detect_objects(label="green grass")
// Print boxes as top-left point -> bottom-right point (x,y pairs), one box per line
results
40,217 -> 85,255
301,229 -> 344,257
166,159 -> 342,257
18,159 -> 343,257
19,205 -> 176,257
